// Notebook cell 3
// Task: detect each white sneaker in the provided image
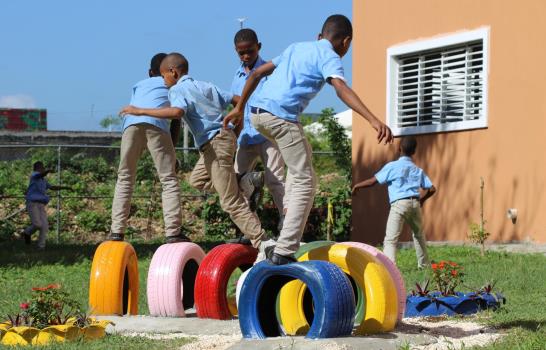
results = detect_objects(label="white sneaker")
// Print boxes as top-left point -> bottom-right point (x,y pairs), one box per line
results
255,239 -> 276,264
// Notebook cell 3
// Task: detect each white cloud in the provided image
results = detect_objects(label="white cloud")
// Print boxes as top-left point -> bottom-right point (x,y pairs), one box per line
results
0,94 -> 36,108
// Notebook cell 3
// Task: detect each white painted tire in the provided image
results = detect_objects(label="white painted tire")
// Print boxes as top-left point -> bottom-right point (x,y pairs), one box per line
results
236,268 -> 252,309
147,242 -> 205,317
337,242 -> 406,320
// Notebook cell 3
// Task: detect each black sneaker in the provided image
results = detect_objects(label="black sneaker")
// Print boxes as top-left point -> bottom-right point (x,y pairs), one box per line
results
108,233 -> 125,241
166,232 -> 192,244
268,252 -> 298,265
23,232 -> 31,245
226,236 -> 252,245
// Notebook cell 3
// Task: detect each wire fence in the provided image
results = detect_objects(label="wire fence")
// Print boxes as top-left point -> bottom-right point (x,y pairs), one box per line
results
0,143 -> 339,243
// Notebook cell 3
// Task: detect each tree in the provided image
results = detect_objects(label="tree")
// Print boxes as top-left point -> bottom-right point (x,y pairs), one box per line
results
99,115 -> 122,131
318,108 -> 352,179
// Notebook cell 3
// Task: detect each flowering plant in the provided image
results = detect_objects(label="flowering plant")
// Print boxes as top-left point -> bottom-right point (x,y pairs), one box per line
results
6,284 -> 88,329
431,261 -> 464,296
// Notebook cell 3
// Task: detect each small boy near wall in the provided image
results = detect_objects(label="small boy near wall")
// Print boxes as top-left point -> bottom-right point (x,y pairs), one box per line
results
352,136 -> 436,268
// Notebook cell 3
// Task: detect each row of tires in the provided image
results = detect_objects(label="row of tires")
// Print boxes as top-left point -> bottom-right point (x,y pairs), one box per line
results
88,240 -> 406,338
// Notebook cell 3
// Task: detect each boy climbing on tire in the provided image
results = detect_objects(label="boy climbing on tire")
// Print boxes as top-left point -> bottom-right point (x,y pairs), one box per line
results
120,53 -> 274,260
224,14 -> 393,265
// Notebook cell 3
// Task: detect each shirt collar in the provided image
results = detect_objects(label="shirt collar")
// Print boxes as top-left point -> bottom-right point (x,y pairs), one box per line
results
399,156 -> 412,161
318,38 -> 335,51
237,56 -> 266,77
180,74 -> 192,82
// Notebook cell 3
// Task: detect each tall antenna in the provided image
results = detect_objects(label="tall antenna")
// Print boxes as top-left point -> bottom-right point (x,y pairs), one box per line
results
236,17 -> 247,29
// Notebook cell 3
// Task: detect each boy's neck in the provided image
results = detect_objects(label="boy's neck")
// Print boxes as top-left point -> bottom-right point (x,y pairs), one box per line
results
244,57 -> 259,73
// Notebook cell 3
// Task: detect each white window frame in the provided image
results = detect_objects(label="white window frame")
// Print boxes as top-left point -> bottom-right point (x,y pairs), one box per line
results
386,27 -> 490,136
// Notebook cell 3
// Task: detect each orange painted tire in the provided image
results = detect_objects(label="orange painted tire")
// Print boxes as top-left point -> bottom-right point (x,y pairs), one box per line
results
89,241 -> 139,315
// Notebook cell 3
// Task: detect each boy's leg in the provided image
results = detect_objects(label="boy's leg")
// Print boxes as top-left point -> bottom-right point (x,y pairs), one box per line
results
234,144 -> 264,211
24,202 -> 41,236
189,153 -> 214,192
383,200 -> 408,264
405,199 -> 430,268
259,140 -> 286,217
37,203 -> 48,249
202,129 -> 266,248
145,125 -> 182,237
252,112 -> 316,257
234,144 -> 259,177
111,126 -> 146,235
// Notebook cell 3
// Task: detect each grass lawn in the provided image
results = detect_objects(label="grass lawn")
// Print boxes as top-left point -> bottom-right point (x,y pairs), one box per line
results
0,240 -> 545,349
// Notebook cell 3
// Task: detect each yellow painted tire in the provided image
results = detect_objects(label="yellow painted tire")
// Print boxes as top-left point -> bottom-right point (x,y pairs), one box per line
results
89,241 -> 139,315
279,244 -> 398,335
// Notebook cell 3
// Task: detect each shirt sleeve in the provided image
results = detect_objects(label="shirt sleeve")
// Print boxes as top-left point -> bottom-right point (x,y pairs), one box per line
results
216,86 -> 234,110
320,54 -> 345,82
168,89 -> 188,112
421,172 -> 433,189
374,164 -> 391,184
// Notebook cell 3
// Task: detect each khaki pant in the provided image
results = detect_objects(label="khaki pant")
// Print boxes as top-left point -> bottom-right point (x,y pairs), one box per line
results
25,202 -> 48,248
384,198 -> 429,268
251,112 -> 317,256
189,129 -> 265,248
111,124 -> 182,237
234,139 -> 286,215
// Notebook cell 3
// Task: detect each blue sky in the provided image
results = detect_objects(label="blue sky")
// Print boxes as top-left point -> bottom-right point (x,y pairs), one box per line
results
0,0 -> 352,131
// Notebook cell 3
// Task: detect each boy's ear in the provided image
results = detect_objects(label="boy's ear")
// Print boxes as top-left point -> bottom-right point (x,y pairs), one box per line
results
343,36 -> 352,49
257,42 -> 262,51
317,33 -> 323,40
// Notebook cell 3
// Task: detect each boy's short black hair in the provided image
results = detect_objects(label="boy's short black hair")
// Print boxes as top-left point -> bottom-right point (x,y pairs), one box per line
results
33,161 -> 44,171
234,28 -> 259,44
163,53 -> 189,74
321,14 -> 353,41
150,53 -> 167,75
400,136 -> 417,156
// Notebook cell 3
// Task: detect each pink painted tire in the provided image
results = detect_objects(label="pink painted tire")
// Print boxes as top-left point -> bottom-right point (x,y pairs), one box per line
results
147,242 -> 206,317
337,242 -> 406,320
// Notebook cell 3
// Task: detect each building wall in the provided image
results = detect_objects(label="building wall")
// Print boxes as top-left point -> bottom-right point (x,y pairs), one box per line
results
352,0 -> 546,244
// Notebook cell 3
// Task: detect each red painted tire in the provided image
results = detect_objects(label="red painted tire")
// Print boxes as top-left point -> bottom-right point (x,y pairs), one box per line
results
147,242 -> 206,317
194,244 -> 257,320
338,242 -> 407,320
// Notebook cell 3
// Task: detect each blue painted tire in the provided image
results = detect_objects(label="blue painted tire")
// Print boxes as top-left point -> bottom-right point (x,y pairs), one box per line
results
238,260 -> 355,339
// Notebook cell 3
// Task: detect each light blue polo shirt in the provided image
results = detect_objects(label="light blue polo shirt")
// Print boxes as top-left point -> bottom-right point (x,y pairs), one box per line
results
251,39 -> 345,122
25,171 -> 51,204
375,156 -> 433,204
169,75 -> 233,148
231,56 -> 267,146
122,77 -> 170,133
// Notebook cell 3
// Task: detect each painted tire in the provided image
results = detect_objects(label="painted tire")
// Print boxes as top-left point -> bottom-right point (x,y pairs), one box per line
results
239,260 -> 355,339
146,242 -> 205,317
89,241 -> 139,315
339,241 -> 407,320
194,244 -> 257,319
235,268 -> 251,309
295,240 -> 334,258
279,244 -> 398,335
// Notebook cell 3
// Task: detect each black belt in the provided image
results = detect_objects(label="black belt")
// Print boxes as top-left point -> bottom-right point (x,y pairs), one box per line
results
250,106 -> 272,115
398,196 -> 420,201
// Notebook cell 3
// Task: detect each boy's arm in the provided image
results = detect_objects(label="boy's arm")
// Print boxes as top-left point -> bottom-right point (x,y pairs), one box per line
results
352,176 -> 378,195
419,185 -> 436,206
119,106 -> 184,119
330,78 -> 393,145
223,62 -> 276,128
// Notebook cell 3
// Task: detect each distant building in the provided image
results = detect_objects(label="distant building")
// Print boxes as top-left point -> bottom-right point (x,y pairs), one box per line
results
0,108 -> 47,131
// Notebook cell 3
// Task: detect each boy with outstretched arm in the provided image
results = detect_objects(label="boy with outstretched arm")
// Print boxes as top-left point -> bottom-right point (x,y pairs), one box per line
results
231,28 -> 286,236
110,53 -> 187,244
352,136 -> 436,268
224,14 -> 393,265
120,53 -> 273,260
23,161 -> 71,249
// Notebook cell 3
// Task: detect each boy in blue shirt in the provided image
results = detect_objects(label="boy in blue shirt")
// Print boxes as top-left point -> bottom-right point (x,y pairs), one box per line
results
23,161 -> 71,249
224,14 -> 393,264
352,136 -> 436,268
120,53 -> 272,259
231,28 -> 286,235
110,53 -> 186,243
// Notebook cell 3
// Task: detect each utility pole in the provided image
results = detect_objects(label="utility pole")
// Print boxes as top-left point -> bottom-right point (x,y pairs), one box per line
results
236,17 -> 247,29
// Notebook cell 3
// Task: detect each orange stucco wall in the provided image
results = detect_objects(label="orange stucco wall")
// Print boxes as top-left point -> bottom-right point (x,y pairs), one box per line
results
351,0 -> 546,245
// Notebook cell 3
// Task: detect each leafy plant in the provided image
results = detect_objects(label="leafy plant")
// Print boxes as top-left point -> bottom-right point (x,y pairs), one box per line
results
431,260 -> 464,296
318,108 -> 351,179
411,280 -> 430,297
468,177 -> 489,256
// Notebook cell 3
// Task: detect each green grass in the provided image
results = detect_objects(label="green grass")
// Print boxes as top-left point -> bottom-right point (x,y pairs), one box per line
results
1,241 -> 545,349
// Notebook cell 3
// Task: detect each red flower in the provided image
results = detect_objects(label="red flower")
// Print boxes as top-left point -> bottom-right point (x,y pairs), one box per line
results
439,261 -> 446,269
449,261 -> 458,267
451,270 -> 458,276
431,263 -> 438,270
32,286 -> 48,291
47,284 -> 60,290
20,302 -> 30,310
32,284 -> 61,291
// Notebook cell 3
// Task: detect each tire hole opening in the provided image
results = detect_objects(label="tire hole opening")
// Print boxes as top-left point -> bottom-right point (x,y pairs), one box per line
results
122,267 -> 129,315
257,275 -> 295,337
182,259 -> 199,310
